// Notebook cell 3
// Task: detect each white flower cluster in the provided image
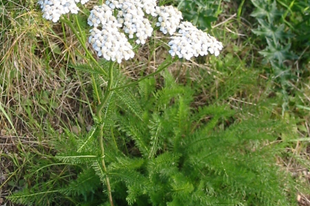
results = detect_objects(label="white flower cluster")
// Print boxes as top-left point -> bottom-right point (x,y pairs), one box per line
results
104,1 -> 156,44
168,22 -> 223,60
116,2 -> 153,44
87,4 -> 121,28
139,0 -> 157,16
88,5 -> 134,63
87,1 -> 157,62
156,6 -> 183,35
39,0 -> 223,63
38,0 -> 90,22
106,0 -> 157,16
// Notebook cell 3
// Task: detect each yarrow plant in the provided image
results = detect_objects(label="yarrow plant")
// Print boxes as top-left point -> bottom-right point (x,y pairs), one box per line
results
38,0 -> 223,63
32,1 -> 223,205
2,0 -> 302,205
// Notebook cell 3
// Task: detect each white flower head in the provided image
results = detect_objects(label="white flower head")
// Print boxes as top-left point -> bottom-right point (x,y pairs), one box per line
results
117,2 -> 153,44
104,1 -> 155,44
88,5 -> 121,28
168,22 -> 223,60
139,0 -> 157,16
156,6 -> 183,35
106,0 -> 157,16
89,27 -> 135,63
38,0 -> 90,22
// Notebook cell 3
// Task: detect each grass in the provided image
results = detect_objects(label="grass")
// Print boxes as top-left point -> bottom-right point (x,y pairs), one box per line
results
0,0 -> 310,205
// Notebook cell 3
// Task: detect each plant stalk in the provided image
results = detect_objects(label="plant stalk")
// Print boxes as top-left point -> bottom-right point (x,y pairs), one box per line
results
97,61 -> 115,206
64,15 -> 115,205
99,123 -> 114,206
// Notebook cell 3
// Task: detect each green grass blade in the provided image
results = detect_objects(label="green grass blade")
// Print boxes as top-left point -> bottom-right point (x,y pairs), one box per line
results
0,102 -> 16,134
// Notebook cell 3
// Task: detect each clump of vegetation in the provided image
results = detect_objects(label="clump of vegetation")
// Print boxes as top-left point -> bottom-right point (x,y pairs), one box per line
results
6,69 -> 295,205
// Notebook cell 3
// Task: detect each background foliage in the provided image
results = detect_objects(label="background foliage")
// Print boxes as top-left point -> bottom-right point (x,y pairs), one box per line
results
250,0 -> 310,114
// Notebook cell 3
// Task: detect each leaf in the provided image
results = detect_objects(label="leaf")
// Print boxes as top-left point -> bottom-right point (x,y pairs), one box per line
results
250,0 -> 270,19
177,0 -> 219,30
77,126 -> 97,153
56,154 -> 98,164
148,113 -> 162,159
259,38 -> 297,65
197,14 -> 217,30
252,20 -> 290,41
115,89 -> 144,121
251,0 -> 282,23
69,63 -> 107,76
170,174 -> 194,194
108,157 -> 144,171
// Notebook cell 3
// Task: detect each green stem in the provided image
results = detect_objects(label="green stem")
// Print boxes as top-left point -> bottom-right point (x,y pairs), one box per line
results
97,61 -> 115,206
99,124 -> 114,206
98,61 -> 115,114
62,15 -> 114,205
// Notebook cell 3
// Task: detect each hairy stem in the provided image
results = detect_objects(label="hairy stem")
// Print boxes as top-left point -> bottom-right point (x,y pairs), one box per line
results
99,123 -> 114,206
64,15 -> 114,205
98,62 -> 114,114
97,61 -> 115,206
